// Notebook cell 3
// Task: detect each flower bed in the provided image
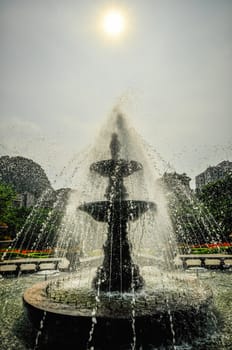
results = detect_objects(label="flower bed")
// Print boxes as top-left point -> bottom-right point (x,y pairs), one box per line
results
190,242 -> 232,254
0,248 -> 54,260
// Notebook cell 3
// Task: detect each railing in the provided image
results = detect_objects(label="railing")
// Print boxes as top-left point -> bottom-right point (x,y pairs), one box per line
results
0,257 -> 69,273
177,254 -> 232,269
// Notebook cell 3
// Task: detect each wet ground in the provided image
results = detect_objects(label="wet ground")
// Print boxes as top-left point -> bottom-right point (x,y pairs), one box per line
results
0,269 -> 231,350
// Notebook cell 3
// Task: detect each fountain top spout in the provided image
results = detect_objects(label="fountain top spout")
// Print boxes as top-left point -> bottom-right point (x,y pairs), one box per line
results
110,133 -> 120,160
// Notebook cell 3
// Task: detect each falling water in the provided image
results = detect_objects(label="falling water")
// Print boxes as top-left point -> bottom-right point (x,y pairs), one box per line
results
54,109 -> 176,272
1,109 -> 231,349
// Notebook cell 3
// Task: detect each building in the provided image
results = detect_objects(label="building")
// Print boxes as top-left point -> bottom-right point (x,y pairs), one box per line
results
162,172 -> 192,191
195,161 -> 232,191
14,192 -> 36,208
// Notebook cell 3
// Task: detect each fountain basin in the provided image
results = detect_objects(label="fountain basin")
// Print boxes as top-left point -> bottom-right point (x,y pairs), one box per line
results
90,159 -> 143,177
79,200 -> 156,222
23,267 -> 215,348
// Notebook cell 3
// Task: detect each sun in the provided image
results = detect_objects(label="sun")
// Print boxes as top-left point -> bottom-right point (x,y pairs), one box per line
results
102,10 -> 125,37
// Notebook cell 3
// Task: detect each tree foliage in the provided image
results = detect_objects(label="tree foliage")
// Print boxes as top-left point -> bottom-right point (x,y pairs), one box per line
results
0,181 -> 70,248
0,156 -> 52,197
197,174 -> 232,241
0,182 -> 17,238
0,181 -> 31,238
161,172 -> 222,245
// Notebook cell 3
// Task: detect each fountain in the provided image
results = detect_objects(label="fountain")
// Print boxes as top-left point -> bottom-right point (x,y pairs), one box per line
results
23,114 -> 215,349
79,132 -> 155,293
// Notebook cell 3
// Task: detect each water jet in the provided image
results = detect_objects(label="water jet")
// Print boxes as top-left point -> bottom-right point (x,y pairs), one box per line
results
23,114 -> 215,349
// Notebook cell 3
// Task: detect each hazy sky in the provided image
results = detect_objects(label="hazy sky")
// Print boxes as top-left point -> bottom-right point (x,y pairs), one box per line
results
1,0 -> 232,188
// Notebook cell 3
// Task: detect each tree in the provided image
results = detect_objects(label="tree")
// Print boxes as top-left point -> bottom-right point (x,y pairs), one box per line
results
0,182 -> 16,214
15,188 -> 71,249
0,182 -> 16,239
0,156 -> 52,198
0,181 -> 32,238
161,172 -> 220,245
197,175 -> 232,242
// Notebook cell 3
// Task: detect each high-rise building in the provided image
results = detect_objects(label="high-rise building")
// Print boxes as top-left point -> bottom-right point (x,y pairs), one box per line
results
195,161 -> 232,190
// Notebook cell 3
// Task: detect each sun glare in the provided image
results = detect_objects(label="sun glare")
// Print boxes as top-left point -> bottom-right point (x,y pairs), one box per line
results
102,10 -> 125,37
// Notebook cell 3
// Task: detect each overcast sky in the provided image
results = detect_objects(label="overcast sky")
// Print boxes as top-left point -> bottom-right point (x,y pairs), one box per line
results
0,0 -> 232,188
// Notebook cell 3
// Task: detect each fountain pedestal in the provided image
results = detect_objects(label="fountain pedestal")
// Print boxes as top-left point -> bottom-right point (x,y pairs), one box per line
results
79,133 -> 155,292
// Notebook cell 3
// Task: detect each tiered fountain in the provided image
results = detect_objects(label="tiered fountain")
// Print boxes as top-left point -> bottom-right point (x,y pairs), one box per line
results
79,132 -> 155,293
23,121 -> 214,349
